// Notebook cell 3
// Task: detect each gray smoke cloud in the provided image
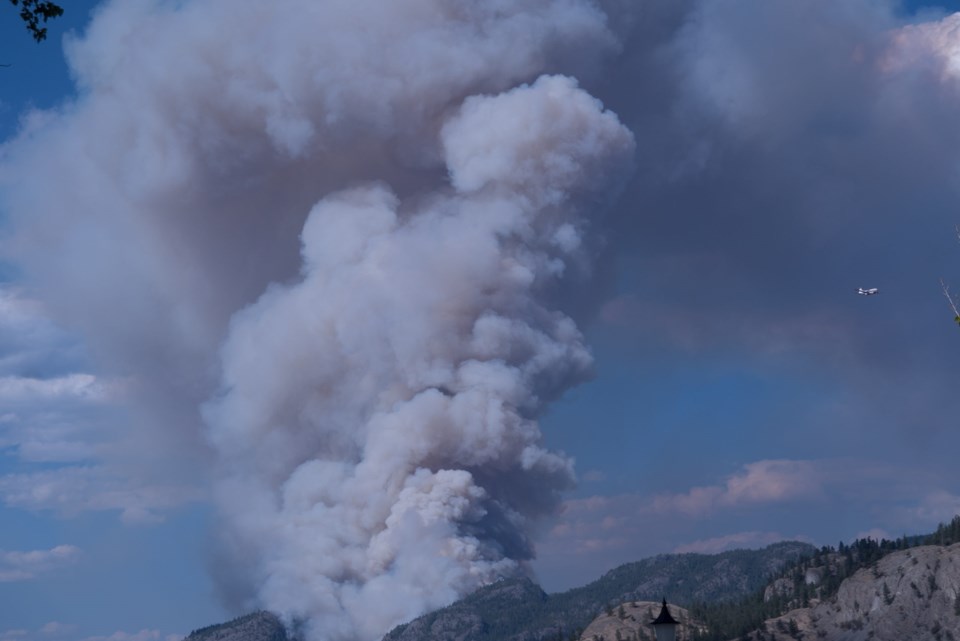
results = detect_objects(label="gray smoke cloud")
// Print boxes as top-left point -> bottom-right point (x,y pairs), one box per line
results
205,75 -> 634,639
11,0 -> 960,636
0,1 -> 633,639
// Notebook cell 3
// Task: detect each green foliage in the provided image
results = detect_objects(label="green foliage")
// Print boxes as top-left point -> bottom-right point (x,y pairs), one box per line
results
787,618 -> 800,640
924,515 -> 960,547
687,527 -> 956,641
8,0 -> 63,42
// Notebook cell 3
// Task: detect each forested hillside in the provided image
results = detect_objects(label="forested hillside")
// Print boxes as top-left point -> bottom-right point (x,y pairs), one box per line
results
689,516 -> 960,640
185,612 -> 289,641
180,517 -> 960,641
383,542 -> 814,641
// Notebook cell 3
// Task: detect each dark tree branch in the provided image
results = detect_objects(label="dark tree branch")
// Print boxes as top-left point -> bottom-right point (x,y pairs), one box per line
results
8,0 -> 64,42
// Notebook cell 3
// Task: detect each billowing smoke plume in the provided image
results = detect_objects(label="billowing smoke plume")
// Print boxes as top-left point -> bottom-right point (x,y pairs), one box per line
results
12,0 -> 960,632
207,75 -> 634,639
0,0 -> 633,639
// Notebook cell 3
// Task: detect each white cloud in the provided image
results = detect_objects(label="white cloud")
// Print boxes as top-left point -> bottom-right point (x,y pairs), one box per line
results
38,623 -> 77,637
0,374 -> 120,404
540,493 -> 638,557
883,13 -> 960,79
0,387 -> 120,464
14,435 -> 98,464
0,467 -> 204,524
673,531 -> 800,555
0,624 -> 178,641
650,459 -> 825,516
902,490 -> 960,525
0,289 -> 198,521
536,454 -> 960,586
0,545 -> 80,582
80,630 -> 176,641
580,469 -> 607,483
0,287 -> 87,379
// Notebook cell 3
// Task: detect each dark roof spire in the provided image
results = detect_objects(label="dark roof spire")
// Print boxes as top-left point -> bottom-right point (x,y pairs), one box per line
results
651,598 -> 679,625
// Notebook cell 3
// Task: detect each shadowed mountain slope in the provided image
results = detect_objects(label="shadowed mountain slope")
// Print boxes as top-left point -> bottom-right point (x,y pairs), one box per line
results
383,541 -> 815,641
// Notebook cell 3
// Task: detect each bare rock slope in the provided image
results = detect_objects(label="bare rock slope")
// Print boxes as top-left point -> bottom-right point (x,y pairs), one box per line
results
751,544 -> 960,641
578,601 -> 706,641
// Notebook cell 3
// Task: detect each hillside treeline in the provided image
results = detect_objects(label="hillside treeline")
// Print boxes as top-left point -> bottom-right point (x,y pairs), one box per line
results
689,515 -> 960,641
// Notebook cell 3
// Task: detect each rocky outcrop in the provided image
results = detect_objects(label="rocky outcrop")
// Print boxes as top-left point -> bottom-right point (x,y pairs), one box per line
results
748,544 -> 960,641
578,601 -> 707,641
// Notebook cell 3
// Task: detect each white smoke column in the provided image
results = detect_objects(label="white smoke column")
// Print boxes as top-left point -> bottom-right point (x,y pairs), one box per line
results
0,0 -> 618,464
205,75 -> 634,640
0,0 -> 633,639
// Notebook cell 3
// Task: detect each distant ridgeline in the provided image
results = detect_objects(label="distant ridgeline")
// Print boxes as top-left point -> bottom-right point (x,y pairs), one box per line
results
383,541 -> 815,641
688,515 -> 960,641
183,516 -> 960,641
385,516 -> 960,641
185,611 -> 289,641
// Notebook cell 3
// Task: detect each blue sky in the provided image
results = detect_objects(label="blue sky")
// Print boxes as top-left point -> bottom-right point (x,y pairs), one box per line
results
3,1 -> 960,641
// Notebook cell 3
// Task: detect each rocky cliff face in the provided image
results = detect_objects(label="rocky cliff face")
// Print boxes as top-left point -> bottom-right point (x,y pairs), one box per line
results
749,544 -> 960,641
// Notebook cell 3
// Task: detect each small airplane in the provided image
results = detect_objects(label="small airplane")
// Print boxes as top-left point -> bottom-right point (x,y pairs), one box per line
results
857,287 -> 879,296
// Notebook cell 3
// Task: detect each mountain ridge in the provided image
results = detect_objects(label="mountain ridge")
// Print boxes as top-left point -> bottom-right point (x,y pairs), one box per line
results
382,541 -> 814,641
182,520 -> 960,641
